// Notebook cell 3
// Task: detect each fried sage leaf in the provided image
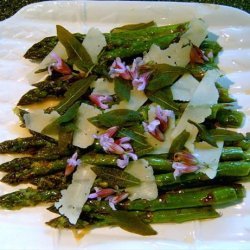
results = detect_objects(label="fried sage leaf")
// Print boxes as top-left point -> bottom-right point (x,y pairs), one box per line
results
56,25 -> 93,71
91,166 -> 141,188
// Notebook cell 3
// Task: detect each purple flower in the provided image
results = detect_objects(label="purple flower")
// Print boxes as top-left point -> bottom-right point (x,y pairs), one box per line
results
48,52 -> 72,75
132,72 -> 151,91
107,192 -> 129,210
109,57 -> 131,80
65,152 -> 81,176
88,187 -> 116,200
93,127 -> 125,155
117,152 -> 138,169
155,106 -> 174,132
143,120 -> 165,142
89,94 -> 113,110
172,162 -> 200,179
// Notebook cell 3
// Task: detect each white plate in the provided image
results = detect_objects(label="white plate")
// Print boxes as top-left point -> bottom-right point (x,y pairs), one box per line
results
0,1 -> 250,249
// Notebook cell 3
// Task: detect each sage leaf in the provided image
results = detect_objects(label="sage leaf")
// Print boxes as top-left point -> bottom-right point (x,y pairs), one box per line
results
146,87 -> 179,112
55,75 -> 96,114
110,211 -> 157,236
146,64 -> 187,91
114,78 -> 132,101
118,126 -> 153,156
188,120 -> 218,147
88,109 -> 143,128
56,25 -> 93,71
110,21 -> 156,33
169,130 -> 190,154
42,102 -> 80,135
91,166 -> 141,188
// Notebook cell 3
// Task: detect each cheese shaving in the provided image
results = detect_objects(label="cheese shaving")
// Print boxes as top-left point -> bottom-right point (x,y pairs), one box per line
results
91,78 -> 115,96
55,163 -> 96,224
171,70 -> 221,152
73,103 -> 102,148
143,18 -> 208,68
23,110 -> 60,140
194,141 -> 224,179
109,87 -> 147,111
171,73 -> 200,101
82,28 -> 107,63
125,159 -> 158,201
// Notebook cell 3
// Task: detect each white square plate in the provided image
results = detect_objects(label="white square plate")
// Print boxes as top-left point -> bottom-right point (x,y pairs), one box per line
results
0,1 -> 249,249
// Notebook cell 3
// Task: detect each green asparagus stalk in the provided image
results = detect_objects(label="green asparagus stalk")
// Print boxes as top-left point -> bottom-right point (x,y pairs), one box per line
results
0,187 -> 60,210
220,147 -> 245,161
47,206 -> 219,231
1,159 -> 66,185
0,136 -> 52,154
216,109 -> 245,128
119,185 -> 243,211
17,76 -> 79,106
24,22 -> 188,61
31,172 -> 69,191
155,161 -> 250,187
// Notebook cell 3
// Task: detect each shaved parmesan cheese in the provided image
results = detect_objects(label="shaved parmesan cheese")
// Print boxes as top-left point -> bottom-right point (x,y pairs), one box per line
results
23,110 -> 60,140
144,38 -> 191,67
143,19 -> 208,68
194,141 -> 224,179
171,70 -> 221,151
171,73 -> 199,101
82,28 -> 107,63
109,87 -> 147,111
55,163 -> 96,224
145,104 -> 175,154
91,78 -> 115,96
26,42 -> 67,84
73,103 -> 102,148
125,159 -> 158,201
182,19 -> 208,47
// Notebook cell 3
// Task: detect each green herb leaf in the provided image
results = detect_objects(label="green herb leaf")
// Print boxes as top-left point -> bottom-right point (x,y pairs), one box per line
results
91,166 -> 141,188
88,109 -> 143,128
200,40 -> 222,58
110,211 -> 157,236
118,126 -> 153,156
55,75 -> 96,114
114,78 -> 132,101
110,21 -> 156,33
56,25 -> 93,71
169,130 -> 190,154
146,87 -> 179,112
42,102 -> 80,136
188,120 -> 218,147
146,64 -> 187,91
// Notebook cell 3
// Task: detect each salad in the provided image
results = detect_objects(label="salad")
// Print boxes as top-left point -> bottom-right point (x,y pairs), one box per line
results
0,18 -> 249,237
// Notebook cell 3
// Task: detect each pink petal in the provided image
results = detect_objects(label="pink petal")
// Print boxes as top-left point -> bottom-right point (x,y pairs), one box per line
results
117,154 -> 129,168
172,162 -> 200,179
174,151 -> 199,166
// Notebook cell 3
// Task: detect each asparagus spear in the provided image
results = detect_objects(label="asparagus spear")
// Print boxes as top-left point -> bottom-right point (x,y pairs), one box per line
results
47,206 -> 219,230
119,185 -> 244,211
216,109 -> 245,128
24,22 -> 188,61
156,161 -> 250,187
220,147 -> 245,161
0,136 -> 52,154
0,187 -> 60,210
31,172 -> 69,191
17,76 -> 78,106
1,159 -> 66,185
